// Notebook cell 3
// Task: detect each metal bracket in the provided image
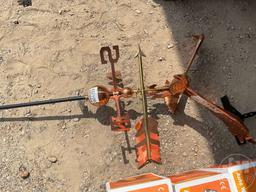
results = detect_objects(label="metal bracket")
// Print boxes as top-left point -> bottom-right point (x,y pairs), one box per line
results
221,95 -> 256,145
110,114 -> 131,132
121,132 -> 135,164
221,95 -> 256,121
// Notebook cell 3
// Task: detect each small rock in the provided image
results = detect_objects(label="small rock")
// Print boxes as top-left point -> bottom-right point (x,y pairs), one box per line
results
73,118 -> 79,122
19,166 -> 30,179
48,156 -> 58,163
13,20 -> 19,25
158,57 -> 164,62
25,109 -> 32,117
144,29 -> 149,35
182,152 -> 187,157
135,9 -> 141,14
150,2 -> 159,8
59,9 -> 68,15
167,44 -> 174,49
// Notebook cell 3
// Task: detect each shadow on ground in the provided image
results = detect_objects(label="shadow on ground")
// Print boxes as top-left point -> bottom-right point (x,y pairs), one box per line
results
152,0 -> 256,163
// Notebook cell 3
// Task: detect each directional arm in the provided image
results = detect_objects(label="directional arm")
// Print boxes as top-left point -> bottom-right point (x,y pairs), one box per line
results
134,45 -> 161,169
0,96 -> 87,110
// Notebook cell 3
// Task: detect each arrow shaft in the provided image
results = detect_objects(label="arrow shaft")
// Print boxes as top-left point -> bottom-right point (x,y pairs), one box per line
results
137,48 -> 151,160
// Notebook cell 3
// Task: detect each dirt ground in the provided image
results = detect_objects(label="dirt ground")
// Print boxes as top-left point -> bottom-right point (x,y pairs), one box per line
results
1,0 -> 256,191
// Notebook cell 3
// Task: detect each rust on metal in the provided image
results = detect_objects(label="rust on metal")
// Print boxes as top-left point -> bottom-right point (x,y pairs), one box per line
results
185,87 -> 256,144
135,117 -> 161,169
100,45 -> 120,88
161,34 -> 256,145
164,34 -> 204,113
100,46 -> 131,132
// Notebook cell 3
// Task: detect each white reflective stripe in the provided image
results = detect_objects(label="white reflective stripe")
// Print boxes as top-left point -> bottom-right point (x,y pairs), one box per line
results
88,87 -> 99,104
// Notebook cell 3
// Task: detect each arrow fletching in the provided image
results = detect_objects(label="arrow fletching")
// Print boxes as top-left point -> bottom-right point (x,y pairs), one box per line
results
135,117 -> 161,169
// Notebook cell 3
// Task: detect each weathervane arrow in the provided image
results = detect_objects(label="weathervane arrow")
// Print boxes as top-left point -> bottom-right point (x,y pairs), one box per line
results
135,45 -> 151,159
134,45 -> 161,169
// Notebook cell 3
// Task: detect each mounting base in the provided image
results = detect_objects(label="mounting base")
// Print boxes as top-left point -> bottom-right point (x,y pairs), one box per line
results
221,95 -> 256,145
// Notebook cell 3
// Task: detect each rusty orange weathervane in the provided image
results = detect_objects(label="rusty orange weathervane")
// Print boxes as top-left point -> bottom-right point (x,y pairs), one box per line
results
0,34 -> 255,169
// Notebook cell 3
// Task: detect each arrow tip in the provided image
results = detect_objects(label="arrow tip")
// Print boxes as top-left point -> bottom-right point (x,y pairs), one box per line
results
134,44 -> 146,58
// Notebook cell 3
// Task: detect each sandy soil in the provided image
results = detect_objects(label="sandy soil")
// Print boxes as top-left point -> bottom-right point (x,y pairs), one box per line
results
0,0 -> 256,191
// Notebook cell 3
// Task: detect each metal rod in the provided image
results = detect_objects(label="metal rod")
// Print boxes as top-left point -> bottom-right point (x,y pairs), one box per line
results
133,86 -> 170,94
0,96 -> 87,110
184,34 -> 204,75
125,131 -> 132,154
136,45 -> 151,160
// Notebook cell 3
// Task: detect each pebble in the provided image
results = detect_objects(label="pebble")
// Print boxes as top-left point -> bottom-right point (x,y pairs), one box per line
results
182,152 -> 188,157
59,9 -> 69,15
144,29 -> 149,35
135,10 -> 141,14
13,20 -> 19,25
48,156 -> 58,163
167,44 -> 175,49
158,57 -> 164,62
73,118 -> 79,122
239,35 -> 244,39
19,166 -> 30,179
150,2 -> 159,8
25,109 -> 32,117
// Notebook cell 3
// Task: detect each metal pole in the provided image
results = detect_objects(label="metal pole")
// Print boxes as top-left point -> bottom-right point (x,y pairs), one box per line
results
136,45 -> 151,160
0,96 -> 87,110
